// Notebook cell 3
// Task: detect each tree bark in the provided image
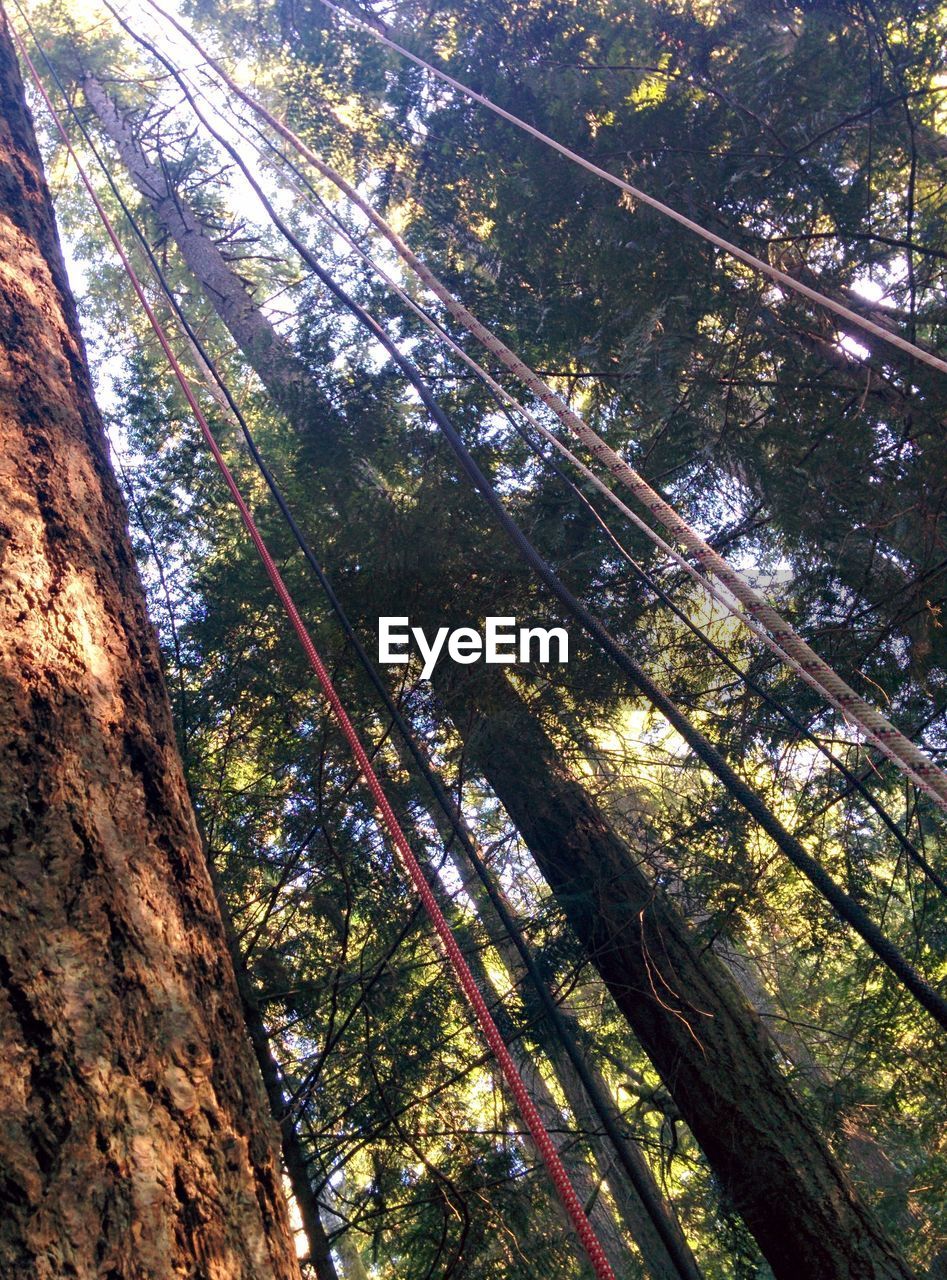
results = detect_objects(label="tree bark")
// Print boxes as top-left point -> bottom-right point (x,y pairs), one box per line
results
436,667 -> 915,1280
0,18 -> 302,1279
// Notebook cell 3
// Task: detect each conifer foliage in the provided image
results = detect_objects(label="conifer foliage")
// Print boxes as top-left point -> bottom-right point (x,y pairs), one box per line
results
3,0 -> 947,1277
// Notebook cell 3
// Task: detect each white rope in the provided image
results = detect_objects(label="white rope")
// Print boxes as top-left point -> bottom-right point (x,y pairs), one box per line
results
142,0 -> 947,813
215,92 -> 818,696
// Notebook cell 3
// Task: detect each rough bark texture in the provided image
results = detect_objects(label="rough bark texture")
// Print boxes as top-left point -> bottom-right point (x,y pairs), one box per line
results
439,668 -> 916,1280
0,20 -> 302,1279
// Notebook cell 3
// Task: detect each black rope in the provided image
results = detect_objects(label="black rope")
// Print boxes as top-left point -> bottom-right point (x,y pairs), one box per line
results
242,110 -> 945,897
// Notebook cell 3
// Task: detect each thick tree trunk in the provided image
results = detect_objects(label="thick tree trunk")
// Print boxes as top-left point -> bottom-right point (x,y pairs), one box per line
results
0,20 -> 301,1280
437,667 -> 914,1280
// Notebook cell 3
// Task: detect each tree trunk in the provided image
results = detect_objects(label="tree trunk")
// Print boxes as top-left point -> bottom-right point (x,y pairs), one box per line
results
597,769 -> 920,1240
376,776 -> 643,1278
436,666 -> 914,1280
83,76 -> 302,415
322,1174 -> 374,1280
0,19 -> 301,1280
226,932 -> 340,1280
417,824 -> 642,1274
547,1020 -> 686,1280
395,734 -> 694,1280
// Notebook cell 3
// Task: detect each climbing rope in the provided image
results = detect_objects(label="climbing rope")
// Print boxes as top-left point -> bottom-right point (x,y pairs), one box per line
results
140,0 -> 947,816
8,19 -> 619,1277
16,14 -> 706,1266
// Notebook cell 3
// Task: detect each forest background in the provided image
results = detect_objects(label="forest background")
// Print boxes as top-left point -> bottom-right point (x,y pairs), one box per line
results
12,0 -> 947,1276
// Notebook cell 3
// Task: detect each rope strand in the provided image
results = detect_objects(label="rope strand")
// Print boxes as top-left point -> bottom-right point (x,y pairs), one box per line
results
312,0 -> 947,378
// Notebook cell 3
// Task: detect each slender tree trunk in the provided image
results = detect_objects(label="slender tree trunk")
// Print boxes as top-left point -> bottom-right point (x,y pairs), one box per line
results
322,1174 -> 374,1280
217,898 -> 339,1280
0,19 -> 302,1279
548,1020 -> 684,1280
504,1048 -> 641,1280
83,76 -> 302,413
422,829 -> 642,1280
83,96 -> 915,1278
436,666 -> 915,1280
378,779 -> 642,1278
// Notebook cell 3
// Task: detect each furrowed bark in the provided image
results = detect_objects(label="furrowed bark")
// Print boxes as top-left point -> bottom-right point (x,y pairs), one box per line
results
0,18 -> 301,1279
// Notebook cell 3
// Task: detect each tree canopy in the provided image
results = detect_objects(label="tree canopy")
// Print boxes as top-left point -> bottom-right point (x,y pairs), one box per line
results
13,0 -> 947,1275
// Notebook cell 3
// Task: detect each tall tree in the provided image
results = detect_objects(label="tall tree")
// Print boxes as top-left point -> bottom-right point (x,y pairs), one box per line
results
28,0 -> 947,1272
0,15 -> 302,1278
436,664 -> 916,1280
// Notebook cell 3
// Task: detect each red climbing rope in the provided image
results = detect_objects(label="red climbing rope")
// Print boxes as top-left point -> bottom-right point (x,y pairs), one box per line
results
8,16 -> 617,1278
